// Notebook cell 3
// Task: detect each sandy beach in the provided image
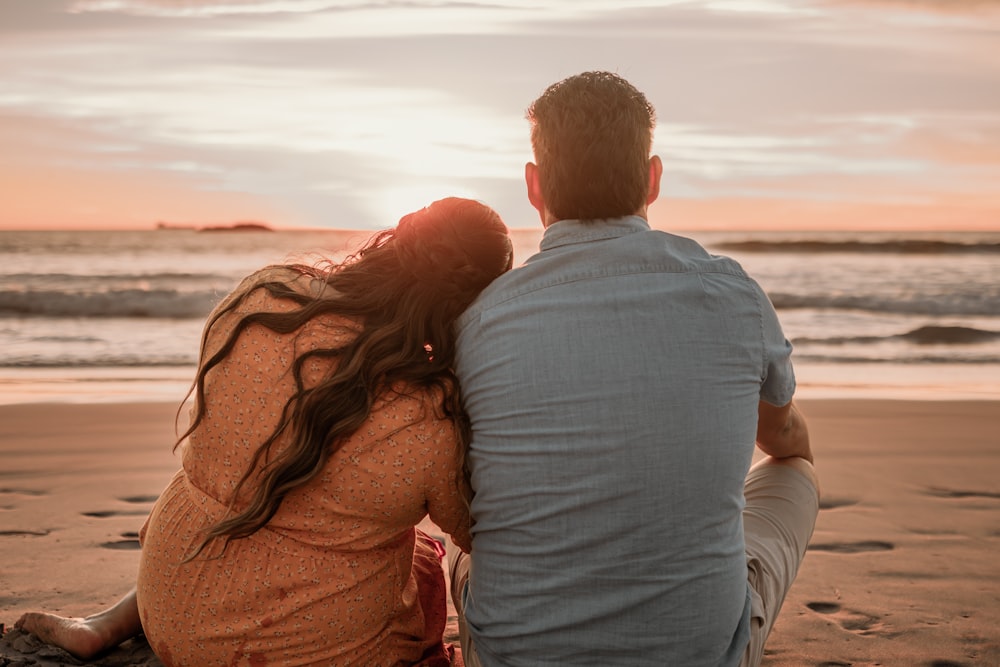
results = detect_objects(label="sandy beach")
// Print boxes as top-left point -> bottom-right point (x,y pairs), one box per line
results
1,399 -> 998,666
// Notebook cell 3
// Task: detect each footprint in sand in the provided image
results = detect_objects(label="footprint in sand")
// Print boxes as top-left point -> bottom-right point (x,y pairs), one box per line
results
120,494 -> 160,503
83,494 -> 159,518
0,487 -> 47,496
100,531 -> 142,550
806,601 -> 885,636
923,487 -> 1000,500
818,496 -> 859,510
0,489 -> 46,515
808,540 -> 894,554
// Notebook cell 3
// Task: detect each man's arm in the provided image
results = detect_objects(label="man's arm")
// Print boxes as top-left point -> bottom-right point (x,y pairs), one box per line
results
756,400 -> 813,463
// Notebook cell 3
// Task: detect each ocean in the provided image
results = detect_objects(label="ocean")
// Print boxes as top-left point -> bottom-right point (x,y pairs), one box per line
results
1,228 -> 998,404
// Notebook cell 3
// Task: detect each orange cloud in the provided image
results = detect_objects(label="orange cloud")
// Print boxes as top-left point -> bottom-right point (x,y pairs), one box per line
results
897,125 -> 1000,166
651,195 -> 1000,232
0,113 -> 288,230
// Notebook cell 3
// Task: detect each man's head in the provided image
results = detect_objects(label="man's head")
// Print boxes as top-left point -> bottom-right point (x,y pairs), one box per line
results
525,71 -> 662,225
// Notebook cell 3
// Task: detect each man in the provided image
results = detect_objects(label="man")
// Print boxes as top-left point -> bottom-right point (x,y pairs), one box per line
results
450,71 -> 818,666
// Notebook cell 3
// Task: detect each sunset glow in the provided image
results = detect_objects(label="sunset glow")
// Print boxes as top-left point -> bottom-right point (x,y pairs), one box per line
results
1,0 -> 998,231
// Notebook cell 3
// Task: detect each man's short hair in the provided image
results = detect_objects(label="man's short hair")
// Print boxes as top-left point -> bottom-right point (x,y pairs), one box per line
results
527,71 -> 656,222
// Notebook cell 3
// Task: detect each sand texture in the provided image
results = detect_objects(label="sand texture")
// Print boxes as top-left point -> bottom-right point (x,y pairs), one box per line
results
1,399 -> 998,666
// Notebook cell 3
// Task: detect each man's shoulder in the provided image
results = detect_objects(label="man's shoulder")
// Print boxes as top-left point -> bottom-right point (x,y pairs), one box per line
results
461,230 -> 754,315
585,227 -> 755,290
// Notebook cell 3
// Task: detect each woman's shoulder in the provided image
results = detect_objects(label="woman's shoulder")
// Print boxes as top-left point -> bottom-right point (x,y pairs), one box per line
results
215,264 -> 334,315
237,264 -> 310,296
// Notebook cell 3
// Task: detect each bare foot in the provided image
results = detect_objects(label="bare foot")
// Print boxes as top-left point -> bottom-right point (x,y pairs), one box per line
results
15,612 -> 111,659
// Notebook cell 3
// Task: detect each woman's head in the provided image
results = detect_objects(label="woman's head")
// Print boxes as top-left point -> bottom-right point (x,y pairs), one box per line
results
393,196 -> 513,317
332,196 -> 512,361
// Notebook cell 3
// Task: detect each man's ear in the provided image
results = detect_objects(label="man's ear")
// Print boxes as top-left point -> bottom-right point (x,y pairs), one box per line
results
525,162 -> 545,219
646,155 -> 663,206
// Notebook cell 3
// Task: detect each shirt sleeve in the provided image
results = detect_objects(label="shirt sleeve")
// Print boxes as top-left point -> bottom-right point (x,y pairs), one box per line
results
755,281 -> 797,406
417,397 -> 474,553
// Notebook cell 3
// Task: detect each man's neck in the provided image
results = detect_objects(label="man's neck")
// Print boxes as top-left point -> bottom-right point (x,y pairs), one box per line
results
541,207 -> 648,228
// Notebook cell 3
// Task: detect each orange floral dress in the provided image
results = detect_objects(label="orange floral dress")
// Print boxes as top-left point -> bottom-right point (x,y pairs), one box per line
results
135,268 -> 472,667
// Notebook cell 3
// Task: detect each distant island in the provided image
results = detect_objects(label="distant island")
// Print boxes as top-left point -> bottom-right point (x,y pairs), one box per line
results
156,221 -> 274,232
199,222 -> 273,232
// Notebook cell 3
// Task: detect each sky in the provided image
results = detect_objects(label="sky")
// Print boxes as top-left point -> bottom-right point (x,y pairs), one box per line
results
1,0 -> 999,232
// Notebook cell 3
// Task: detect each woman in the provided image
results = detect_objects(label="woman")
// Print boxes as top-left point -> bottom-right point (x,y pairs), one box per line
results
15,197 -> 513,666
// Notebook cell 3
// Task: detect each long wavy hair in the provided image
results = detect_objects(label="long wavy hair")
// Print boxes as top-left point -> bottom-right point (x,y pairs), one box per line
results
178,197 -> 512,557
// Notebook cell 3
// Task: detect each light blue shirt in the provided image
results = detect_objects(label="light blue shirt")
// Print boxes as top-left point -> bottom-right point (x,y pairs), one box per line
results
454,217 -> 795,666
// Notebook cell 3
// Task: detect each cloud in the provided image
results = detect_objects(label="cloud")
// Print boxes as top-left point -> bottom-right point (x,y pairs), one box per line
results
2,0 -> 999,230
66,0 -> 535,18
68,0 -> 370,17
825,0 -> 1000,14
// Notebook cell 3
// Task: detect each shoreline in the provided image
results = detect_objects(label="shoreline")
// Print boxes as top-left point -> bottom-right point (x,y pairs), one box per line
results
1,398 -> 999,665
1,361 -> 998,406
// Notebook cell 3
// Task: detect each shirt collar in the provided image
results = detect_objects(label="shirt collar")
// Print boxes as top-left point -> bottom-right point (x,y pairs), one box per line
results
539,216 -> 651,252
